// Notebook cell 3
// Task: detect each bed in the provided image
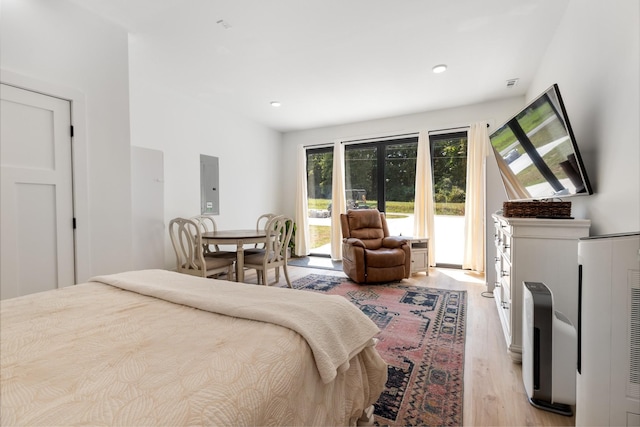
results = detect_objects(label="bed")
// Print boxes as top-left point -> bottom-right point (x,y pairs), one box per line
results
0,269 -> 387,426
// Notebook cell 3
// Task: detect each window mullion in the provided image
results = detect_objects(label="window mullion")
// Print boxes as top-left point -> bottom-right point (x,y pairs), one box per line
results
377,142 -> 385,212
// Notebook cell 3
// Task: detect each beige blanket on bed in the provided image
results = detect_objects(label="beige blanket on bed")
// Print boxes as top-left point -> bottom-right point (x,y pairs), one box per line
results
1,270 -> 388,426
90,269 -> 380,384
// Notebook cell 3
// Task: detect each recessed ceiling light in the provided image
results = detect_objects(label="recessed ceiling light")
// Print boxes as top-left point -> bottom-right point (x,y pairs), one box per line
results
270,101 -> 281,107
432,64 -> 448,74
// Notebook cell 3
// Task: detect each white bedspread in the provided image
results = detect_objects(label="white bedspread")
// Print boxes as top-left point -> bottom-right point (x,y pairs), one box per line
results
0,270 -> 387,426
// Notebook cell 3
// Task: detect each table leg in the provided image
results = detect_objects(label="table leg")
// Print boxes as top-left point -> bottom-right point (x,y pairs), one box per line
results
236,243 -> 244,282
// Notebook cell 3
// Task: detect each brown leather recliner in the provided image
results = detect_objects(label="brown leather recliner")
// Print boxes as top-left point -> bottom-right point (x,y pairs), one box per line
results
340,209 -> 411,284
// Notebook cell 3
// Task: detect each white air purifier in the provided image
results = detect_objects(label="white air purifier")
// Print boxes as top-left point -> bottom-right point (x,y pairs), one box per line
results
522,281 -> 576,416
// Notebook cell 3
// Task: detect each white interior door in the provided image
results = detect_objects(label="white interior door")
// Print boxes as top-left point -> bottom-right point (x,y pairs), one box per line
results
1,84 -> 75,299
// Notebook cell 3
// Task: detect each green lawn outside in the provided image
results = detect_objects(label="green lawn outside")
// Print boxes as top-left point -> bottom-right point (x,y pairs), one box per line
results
308,198 -> 464,216
307,199 -> 464,248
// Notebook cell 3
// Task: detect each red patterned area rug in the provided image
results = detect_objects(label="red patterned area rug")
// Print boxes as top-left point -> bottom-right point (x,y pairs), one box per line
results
291,274 -> 467,427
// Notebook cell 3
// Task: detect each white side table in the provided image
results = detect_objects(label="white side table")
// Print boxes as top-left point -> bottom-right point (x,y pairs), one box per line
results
405,237 -> 429,275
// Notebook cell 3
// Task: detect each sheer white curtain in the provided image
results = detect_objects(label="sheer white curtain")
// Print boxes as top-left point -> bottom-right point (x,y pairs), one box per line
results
494,152 -> 530,200
462,122 -> 489,272
413,131 -> 436,266
330,142 -> 346,260
294,145 -> 310,256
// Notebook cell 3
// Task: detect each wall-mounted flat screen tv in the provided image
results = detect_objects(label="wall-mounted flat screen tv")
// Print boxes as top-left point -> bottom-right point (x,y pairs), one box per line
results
489,84 -> 593,201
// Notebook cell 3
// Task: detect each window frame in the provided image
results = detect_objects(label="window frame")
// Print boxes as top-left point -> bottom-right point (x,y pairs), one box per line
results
344,136 -> 418,213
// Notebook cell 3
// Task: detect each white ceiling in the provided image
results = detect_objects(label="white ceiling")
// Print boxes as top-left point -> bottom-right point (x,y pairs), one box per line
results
66,0 -> 569,132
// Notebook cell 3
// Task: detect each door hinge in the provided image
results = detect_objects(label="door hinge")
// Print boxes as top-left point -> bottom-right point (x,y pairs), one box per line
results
73,218 -> 77,229
70,125 -> 74,137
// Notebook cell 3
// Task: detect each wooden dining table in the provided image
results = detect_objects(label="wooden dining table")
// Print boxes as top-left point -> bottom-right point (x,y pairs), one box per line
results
201,229 -> 268,283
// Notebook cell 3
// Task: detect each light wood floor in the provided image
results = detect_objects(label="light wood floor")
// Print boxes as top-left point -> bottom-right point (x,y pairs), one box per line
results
246,263 -> 576,427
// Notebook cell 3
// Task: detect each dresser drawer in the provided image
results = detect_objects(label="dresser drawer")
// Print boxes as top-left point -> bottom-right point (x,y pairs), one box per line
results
498,260 -> 511,283
495,224 -> 512,261
502,236 -> 512,260
500,275 -> 512,335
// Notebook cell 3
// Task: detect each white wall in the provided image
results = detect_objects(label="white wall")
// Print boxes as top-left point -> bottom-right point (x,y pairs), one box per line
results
0,0 -> 290,275
128,79 -> 282,269
0,0 -> 133,280
528,0 -> 640,235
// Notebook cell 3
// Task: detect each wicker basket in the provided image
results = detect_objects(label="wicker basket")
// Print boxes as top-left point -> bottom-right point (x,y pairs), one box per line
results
502,200 -> 572,218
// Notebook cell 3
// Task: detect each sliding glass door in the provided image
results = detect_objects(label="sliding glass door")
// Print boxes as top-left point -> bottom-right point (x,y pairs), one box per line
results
305,133 -> 470,266
305,138 -> 418,257
344,137 -> 418,236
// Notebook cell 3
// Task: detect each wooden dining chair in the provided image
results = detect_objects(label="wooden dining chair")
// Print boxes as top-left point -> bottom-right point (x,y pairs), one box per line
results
190,215 -> 237,261
169,217 -> 234,280
244,213 -> 277,256
243,215 -> 294,287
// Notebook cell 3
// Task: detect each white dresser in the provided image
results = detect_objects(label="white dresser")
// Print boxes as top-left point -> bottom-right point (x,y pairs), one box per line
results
492,213 -> 590,361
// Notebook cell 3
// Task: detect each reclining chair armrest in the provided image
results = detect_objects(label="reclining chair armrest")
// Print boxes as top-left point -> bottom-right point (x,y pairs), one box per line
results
344,237 -> 366,248
342,239 -> 366,264
382,236 -> 409,248
342,240 -> 367,283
